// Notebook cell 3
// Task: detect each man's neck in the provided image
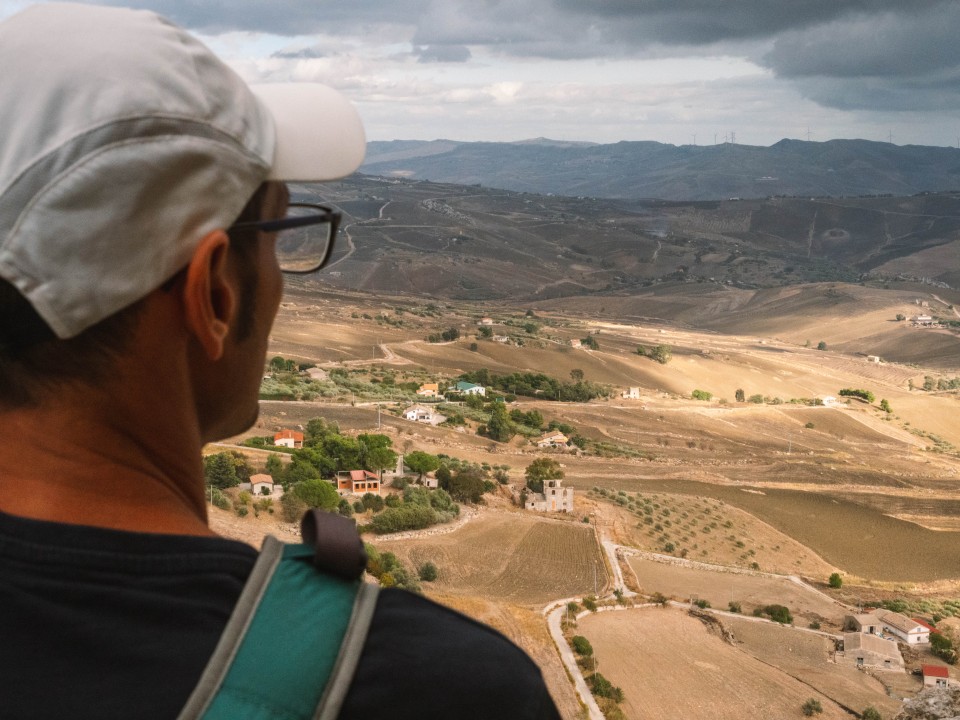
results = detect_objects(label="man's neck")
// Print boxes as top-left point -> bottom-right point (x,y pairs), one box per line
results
0,384 -> 213,537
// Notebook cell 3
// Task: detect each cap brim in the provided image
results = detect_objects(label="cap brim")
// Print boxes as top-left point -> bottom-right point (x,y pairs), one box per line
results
251,83 -> 365,182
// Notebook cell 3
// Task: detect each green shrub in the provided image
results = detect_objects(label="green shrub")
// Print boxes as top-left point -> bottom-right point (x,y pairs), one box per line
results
801,698 -> 823,716
571,636 -> 594,656
583,596 -> 598,612
691,389 -> 713,401
728,601 -> 741,613
208,487 -> 230,511
828,572 -> 843,588
588,673 -> 624,703
418,561 -> 438,582
861,707 -> 882,720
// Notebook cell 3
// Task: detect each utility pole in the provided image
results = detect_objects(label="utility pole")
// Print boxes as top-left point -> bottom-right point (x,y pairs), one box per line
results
691,133 -> 696,146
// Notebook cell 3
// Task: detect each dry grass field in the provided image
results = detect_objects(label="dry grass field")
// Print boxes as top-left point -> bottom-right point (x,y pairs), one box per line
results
625,557 -> 846,626
208,280 -> 960,719
381,510 -> 607,605
726,617 -> 905,717
579,607 -> 851,720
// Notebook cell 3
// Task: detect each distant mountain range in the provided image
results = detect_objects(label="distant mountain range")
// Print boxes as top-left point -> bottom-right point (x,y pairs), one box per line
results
361,138 -> 960,202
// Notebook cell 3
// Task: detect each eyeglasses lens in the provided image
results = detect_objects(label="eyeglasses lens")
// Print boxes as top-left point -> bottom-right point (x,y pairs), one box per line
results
275,206 -> 334,272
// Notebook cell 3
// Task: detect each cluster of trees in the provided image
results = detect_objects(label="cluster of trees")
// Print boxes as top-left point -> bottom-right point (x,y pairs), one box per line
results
755,604 -> 793,624
524,457 -> 564,494
459,368 -> 606,403
839,388 -> 876,403
248,418 -> 399,486
427,328 -> 460,343
268,355 -> 313,372
691,389 -> 713,401
931,631 -> 957,664
368,486 -> 459,534
203,451 -> 253,489
917,375 -> 960,391
364,544 -> 419,591
636,344 -> 672,364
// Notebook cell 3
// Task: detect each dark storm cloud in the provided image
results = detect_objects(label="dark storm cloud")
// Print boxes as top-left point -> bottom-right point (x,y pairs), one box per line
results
83,0 -> 960,112
414,45 -> 472,63
88,0 -> 428,35
762,4 -> 960,78
552,0 -> 945,45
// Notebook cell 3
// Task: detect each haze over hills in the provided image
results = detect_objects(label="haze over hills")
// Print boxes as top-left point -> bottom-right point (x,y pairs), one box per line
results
295,176 -> 960,300
361,138 -> 960,202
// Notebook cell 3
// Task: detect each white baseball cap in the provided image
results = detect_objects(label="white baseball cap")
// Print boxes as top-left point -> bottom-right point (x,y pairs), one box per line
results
0,3 -> 366,339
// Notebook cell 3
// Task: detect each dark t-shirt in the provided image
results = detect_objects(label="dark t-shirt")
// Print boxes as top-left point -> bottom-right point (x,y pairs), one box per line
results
0,510 -> 561,719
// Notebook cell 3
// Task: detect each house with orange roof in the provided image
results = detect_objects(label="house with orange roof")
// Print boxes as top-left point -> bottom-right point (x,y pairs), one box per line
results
336,470 -> 381,496
273,429 -> 303,449
416,383 -> 440,398
922,664 -> 952,688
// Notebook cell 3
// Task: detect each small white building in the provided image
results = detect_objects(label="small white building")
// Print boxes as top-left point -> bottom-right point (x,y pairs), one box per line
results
273,429 -> 303,448
241,474 -> 284,499
922,665 -> 953,688
849,610 -> 930,645
866,355 -> 882,364
454,381 -> 486,396
621,387 -> 641,399
402,404 -> 446,425
525,478 -> 574,513
537,431 -> 569,449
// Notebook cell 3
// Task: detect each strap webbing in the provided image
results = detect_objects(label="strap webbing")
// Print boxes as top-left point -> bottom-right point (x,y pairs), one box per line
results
178,536 -> 379,720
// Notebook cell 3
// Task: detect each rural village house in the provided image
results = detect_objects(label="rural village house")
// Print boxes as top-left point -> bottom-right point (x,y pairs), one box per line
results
239,474 -> 284,499
402,404 -> 446,425
335,470 -> 381,496
848,610 -> 931,645
837,632 -> 904,671
453,381 -> 486,396
537,431 -> 569,449
922,665 -> 954,688
416,383 -> 440,398
525,478 -> 574,513
478,317 -> 493,326
621,387 -> 641,399
273,429 -> 303,449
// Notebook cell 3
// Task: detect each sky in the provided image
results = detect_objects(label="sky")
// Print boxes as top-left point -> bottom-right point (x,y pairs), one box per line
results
3,0 -> 959,147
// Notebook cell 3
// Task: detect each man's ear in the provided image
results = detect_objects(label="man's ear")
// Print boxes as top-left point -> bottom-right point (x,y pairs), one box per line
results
183,229 -> 235,361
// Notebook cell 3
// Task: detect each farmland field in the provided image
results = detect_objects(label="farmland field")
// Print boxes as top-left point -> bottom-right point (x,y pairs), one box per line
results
626,557 -> 847,626
579,607 -> 851,720
382,510 -> 607,605
726,617 -> 904,717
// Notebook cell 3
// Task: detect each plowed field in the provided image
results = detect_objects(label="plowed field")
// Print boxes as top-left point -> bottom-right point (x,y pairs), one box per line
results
382,510 -> 607,604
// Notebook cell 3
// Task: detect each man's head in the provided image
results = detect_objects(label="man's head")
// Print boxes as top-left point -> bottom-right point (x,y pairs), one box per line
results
0,3 -> 364,411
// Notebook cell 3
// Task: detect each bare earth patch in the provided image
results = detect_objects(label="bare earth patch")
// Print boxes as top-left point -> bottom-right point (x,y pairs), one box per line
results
579,607 -> 851,720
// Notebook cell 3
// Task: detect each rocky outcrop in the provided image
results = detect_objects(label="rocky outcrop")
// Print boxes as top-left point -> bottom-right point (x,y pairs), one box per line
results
896,687 -> 960,720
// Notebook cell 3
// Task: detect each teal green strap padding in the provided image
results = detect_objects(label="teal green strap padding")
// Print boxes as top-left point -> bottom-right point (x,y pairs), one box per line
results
179,537 -> 362,720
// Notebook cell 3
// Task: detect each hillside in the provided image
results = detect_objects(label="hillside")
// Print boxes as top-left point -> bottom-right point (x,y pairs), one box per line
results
290,176 -> 960,301
362,138 -> 960,202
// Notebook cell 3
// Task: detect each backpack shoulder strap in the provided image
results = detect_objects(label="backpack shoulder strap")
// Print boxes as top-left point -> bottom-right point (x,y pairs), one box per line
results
178,535 -> 379,720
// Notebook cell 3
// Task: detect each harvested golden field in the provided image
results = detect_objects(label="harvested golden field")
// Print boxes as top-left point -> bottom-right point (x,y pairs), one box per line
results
726,617 -> 904,716
381,510 -> 607,605
626,557 -> 846,626
430,594 -> 582,720
579,607 -> 850,720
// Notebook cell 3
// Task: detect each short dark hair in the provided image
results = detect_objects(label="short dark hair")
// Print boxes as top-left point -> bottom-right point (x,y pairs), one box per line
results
0,184 -> 267,409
